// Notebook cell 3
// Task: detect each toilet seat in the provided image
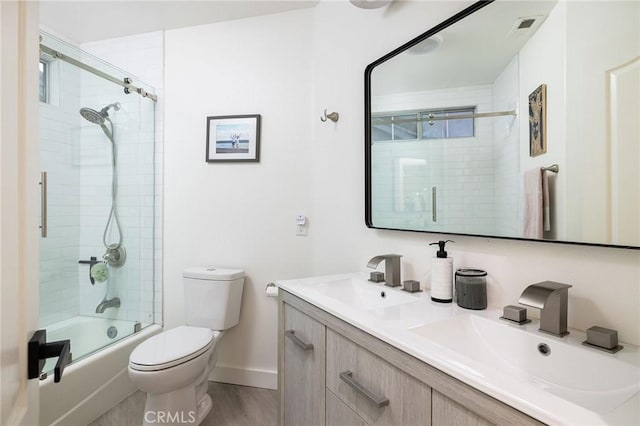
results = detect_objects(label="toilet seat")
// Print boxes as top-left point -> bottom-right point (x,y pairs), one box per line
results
130,326 -> 219,372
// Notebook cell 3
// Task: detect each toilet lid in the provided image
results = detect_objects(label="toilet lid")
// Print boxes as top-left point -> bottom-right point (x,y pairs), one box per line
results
130,326 -> 218,371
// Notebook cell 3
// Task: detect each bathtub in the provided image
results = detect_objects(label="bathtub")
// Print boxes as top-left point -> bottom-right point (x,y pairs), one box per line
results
39,316 -> 161,425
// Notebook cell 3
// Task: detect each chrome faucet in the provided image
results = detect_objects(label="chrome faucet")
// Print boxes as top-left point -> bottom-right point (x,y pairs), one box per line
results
518,281 -> 572,337
95,297 -> 121,313
367,254 -> 402,287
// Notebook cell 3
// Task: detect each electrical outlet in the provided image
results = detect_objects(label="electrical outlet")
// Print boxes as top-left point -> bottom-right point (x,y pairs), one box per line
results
296,224 -> 308,236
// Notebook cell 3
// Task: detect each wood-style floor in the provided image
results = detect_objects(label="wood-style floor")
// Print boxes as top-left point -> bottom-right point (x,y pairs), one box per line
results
89,382 -> 278,426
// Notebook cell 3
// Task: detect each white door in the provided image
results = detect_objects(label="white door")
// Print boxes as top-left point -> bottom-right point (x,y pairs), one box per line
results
1,1 -> 41,424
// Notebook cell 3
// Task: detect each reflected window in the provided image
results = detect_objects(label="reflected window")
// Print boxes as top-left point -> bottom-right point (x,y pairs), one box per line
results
421,107 -> 475,139
372,114 -> 418,142
39,60 -> 48,103
373,107 -> 474,142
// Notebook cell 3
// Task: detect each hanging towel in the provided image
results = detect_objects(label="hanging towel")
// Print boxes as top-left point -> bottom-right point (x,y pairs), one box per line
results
523,168 -> 543,238
542,170 -> 551,232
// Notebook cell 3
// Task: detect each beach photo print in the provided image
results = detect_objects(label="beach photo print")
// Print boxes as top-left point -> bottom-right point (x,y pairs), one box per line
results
206,114 -> 261,162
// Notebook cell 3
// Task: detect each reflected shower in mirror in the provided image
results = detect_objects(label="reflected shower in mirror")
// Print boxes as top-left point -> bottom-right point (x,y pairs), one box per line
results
365,0 -> 639,248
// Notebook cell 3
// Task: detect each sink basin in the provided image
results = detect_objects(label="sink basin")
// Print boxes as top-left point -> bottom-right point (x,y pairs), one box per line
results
314,277 -> 420,310
409,315 -> 640,414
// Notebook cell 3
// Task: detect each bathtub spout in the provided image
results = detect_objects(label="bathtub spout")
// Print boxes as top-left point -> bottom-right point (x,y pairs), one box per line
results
95,297 -> 120,313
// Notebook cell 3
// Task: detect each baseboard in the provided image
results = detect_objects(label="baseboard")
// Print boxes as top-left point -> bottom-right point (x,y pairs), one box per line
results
209,365 -> 278,390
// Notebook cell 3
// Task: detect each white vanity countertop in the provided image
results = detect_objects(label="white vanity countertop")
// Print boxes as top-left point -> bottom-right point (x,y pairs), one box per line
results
276,272 -> 640,426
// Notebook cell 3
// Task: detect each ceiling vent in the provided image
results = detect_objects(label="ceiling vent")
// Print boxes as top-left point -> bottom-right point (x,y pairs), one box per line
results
508,15 -> 546,39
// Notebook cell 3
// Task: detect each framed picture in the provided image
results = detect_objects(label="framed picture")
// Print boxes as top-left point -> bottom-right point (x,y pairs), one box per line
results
206,114 -> 261,162
528,84 -> 546,157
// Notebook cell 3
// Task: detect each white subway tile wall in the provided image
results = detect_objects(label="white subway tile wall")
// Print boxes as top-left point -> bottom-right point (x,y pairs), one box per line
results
39,55 -> 82,326
82,31 -> 163,325
371,85 -> 498,234
39,32 -> 162,327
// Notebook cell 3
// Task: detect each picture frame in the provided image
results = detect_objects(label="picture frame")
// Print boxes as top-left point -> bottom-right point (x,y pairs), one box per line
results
528,84 -> 547,157
206,114 -> 261,162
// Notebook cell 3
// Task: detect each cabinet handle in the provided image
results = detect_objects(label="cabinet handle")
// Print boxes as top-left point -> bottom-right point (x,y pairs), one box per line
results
339,370 -> 389,408
285,330 -> 314,351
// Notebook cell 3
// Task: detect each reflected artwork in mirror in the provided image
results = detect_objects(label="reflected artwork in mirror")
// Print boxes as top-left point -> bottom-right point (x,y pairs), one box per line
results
365,0 -> 639,248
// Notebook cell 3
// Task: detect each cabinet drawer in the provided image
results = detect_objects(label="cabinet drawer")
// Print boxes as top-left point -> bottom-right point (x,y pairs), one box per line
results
326,389 -> 367,426
432,390 -> 494,426
282,303 -> 326,426
326,328 -> 431,426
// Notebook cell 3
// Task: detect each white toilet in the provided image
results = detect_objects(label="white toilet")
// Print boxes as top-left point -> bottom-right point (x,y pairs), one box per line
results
128,267 -> 244,426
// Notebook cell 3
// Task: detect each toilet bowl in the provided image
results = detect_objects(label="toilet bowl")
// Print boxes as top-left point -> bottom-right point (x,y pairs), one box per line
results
129,326 -> 224,425
128,267 -> 244,426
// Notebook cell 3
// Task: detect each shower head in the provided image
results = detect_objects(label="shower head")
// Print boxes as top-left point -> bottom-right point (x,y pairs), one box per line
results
80,107 -> 106,125
79,102 -> 121,125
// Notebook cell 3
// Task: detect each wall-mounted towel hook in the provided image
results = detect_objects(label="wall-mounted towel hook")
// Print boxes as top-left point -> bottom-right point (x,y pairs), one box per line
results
541,164 -> 559,173
321,109 -> 339,123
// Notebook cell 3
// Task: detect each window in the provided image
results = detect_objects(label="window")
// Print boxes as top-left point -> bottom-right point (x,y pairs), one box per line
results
372,113 -> 417,142
39,60 -> 48,103
422,107 -> 475,139
372,106 -> 475,142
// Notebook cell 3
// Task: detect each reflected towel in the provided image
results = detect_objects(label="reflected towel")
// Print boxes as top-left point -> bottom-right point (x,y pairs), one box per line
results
523,168 -> 543,238
542,171 -> 551,232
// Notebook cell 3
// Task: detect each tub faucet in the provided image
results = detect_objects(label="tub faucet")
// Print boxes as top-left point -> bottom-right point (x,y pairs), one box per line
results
95,297 -> 121,313
518,281 -> 572,337
367,254 -> 402,287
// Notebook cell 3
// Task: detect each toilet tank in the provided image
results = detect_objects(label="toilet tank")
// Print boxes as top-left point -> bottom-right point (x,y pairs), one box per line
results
183,267 -> 245,330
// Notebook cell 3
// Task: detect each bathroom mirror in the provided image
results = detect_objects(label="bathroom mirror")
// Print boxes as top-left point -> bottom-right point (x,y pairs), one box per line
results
365,0 -> 639,248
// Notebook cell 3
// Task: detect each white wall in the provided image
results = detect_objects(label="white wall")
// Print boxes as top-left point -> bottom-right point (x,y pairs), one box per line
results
491,55 -> 519,238
518,2 -> 566,241
163,0 -> 640,389
164,9 -> 314,388
564,1 -> 639,244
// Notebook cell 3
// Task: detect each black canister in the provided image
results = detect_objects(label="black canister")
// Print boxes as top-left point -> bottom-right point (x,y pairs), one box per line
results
455,269 -> 487,310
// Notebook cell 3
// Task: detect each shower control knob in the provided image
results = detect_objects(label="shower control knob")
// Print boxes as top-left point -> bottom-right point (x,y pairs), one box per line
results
104,244 -> 126,268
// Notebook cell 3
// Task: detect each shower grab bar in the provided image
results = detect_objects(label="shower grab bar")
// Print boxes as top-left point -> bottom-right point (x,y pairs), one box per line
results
40,171 -> 47,238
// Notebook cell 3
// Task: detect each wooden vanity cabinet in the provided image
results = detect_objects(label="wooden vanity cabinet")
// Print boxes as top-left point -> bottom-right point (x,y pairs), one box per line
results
326,328 -> 431,425
278,291 -> 544,426
280,302 -> 326,426
432,390 -> 494,426
326,390 -> 367,426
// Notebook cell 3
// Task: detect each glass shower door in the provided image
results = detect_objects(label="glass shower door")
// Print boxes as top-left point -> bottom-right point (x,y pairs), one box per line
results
39,32 -> 156,372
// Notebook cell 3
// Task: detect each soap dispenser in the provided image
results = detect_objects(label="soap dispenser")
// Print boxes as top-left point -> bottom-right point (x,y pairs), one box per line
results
429,240 -> 454,303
